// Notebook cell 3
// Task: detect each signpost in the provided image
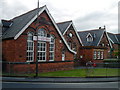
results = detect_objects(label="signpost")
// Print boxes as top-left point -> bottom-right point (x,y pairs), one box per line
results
33,36 -> 51,42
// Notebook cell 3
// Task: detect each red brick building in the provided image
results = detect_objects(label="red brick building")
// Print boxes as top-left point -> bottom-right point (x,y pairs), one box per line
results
57,21 -> 83,60
107,33 -> 120,58
2,5 -> 76,74
78,27 -> 112,65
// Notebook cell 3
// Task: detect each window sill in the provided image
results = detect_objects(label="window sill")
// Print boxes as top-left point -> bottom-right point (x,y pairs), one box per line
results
38,60 -> 46,62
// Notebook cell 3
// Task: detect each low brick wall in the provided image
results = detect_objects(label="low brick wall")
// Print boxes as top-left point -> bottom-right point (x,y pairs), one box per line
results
3,61 -> 74,74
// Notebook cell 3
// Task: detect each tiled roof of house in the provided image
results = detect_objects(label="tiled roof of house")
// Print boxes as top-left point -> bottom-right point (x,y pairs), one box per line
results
57,20 -> 83,46
57,20 -> 72,34
2,6 -> 45,39
107,32 -> 119,44
115,34 -> 120,44
78,28 -> 105,46
1,5 -> 76,54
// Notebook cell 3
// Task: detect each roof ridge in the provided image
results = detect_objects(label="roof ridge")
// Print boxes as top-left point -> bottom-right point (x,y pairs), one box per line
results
11,5 -> 46,20
107,32 -> 114,34
115,33 -> 120,35
78,28 -> 105,33
57,20 -> 72,24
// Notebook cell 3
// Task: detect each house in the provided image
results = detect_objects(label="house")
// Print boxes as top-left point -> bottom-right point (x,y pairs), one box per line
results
57,20 -> 83,66
57,21 -> 83,59
2,5 -> 76,74
107,32 -> 120,58
78,27 -> 112,65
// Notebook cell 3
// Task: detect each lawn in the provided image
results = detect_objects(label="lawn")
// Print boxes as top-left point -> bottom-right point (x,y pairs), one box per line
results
2,68 -> 120,77
39,68 -> 119,77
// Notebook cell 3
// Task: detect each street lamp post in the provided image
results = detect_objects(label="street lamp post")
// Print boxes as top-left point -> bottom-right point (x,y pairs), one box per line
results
35,0 -> 39,77
35,32 -> 38,77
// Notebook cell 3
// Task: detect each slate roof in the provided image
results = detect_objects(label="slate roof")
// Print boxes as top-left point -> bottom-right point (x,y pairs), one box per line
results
57,20 -> 72,34
116,34 -> 120,44
1,5 -> 76,54
2,6 -> 45,39
107,32 -> 119,44
78,28 -> 105,46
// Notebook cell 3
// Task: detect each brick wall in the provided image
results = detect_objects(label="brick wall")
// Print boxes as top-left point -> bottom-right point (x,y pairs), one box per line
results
5,61 -> 74,74
2,11 -> 74,73
98,32 -> 111,58
63,25 -> 82,59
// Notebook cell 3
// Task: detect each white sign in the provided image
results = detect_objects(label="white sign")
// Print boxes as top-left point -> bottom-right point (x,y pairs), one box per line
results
33,36 -> 51,42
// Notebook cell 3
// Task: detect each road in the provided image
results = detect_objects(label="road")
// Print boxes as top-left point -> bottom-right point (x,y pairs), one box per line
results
2,81 -> 119,88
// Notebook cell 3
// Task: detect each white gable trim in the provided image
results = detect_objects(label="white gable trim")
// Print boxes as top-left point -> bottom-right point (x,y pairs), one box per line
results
45,7 -> 76,54
115,34 -> 119,43
107,32 -> 115,44
63,22 -> 72,35
14,6 -> 76,54
86,33 -> 93,38
71,23 -> 84,46
108,37 -> 114,44
97,30 -> 112,48
14,6 -> 46,40
105,31 -> 113,48
62,21 -> 83,46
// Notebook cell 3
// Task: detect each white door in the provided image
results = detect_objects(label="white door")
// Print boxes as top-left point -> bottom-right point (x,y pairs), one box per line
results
62,53 -> 65,61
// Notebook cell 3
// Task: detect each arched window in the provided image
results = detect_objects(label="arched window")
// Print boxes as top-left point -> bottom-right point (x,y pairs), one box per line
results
26,32 -> 34,62
38,28 -> 46,37
49,35 -> 55,61
87,36 -> 93,42
37,28 -> 46,61
86,33 -> 93,42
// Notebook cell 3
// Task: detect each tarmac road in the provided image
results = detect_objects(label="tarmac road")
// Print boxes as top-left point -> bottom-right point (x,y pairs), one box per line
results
2,81 -> 119,88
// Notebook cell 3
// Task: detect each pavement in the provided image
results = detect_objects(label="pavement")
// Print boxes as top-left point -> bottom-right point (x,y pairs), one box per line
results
1,76 -> 120,83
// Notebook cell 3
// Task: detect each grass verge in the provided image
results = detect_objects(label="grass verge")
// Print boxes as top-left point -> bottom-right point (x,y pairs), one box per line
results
2,68 -> 119,77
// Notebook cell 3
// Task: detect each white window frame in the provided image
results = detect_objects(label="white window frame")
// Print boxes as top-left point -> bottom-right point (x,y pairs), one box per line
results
49,35 -> 55,61
93,51 -> 97,59
62,51 -> 65,61
37,41 -> 46,61
97,51 -> 100,59
101,51 -> 104,59
87,37 -> 93,42
38,28 -> 46,37
26,32 -> 34,62
86,33 -> 93,42
37,28 -> 47,62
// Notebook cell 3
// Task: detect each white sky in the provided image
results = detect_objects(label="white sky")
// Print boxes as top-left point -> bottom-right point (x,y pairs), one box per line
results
1,0 -> 119,33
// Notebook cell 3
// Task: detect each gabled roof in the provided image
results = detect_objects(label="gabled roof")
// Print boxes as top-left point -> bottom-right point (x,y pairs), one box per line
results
107,32 -> 119,44
57,20 -> 72,34
115,34 -> 120,44
2,6 -> 45,39
78,28 -> 105,46
57,20 -> 83,46
1,5 -> 76,54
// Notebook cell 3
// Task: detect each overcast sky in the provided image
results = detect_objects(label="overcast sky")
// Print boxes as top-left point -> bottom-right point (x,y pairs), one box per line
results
1,0 -> 119,33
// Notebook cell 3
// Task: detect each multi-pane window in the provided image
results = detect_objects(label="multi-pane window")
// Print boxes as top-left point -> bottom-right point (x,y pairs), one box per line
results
49,35 -> 55,61
87,36 -> 93,42
97,51 -> 100,59
93,51 -> 97,59
37,41 -> 46,61
37,28 -> 46,61
62,51 -> 65,61
101,51 -> 104,59
38,28 -> 46,37
27,32 -> 34,62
